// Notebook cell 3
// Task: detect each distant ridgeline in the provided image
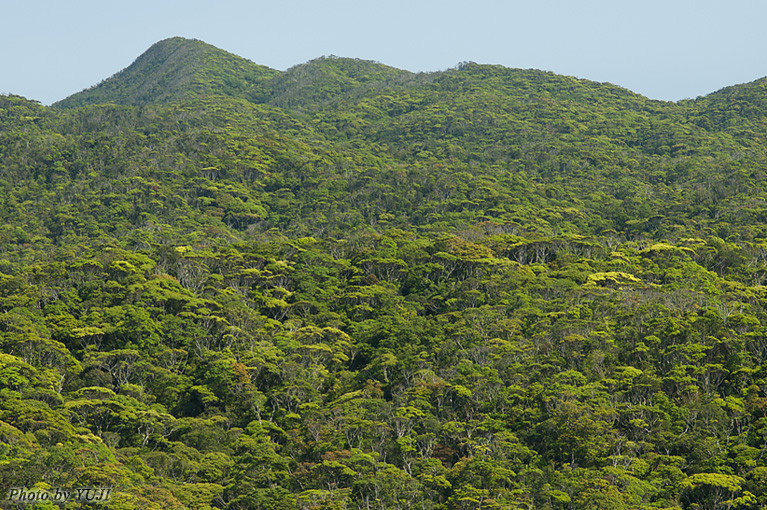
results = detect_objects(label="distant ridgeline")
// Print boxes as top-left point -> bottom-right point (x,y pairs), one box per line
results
1,37 -> 767,509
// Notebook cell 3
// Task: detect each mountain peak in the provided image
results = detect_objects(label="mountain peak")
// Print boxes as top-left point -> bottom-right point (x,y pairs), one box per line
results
54,37 -> 278,108
261,55 -> 412,110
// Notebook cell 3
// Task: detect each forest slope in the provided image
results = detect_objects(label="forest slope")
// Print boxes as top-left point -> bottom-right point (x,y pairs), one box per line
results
2,38 -> 767,509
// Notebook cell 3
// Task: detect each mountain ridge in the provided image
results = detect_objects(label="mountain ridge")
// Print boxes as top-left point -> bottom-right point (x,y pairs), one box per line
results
53,37 -> 767,130
24,38 -> 767,241
49,37 -> 665,110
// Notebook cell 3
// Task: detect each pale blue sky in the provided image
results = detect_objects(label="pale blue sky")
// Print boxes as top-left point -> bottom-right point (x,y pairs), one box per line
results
2,0 -> 766,105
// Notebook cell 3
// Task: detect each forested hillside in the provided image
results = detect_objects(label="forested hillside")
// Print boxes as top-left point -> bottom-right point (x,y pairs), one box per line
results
3,37 -> 767,509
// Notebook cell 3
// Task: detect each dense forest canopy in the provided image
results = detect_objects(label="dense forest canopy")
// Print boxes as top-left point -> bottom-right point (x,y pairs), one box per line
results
3,36 -> 767,509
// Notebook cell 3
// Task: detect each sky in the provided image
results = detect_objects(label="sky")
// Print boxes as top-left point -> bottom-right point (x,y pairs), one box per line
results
2,0 -> 766,105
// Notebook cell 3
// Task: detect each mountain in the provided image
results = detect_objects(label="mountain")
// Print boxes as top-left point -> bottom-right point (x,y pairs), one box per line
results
53,37 -> 279,108
5,39 -> 767,509
54,37 -> 413,112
